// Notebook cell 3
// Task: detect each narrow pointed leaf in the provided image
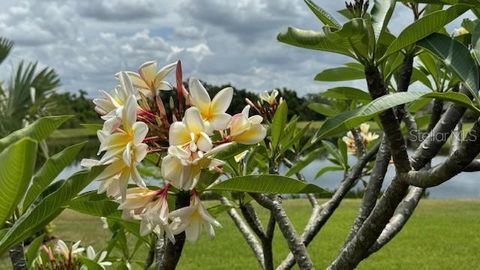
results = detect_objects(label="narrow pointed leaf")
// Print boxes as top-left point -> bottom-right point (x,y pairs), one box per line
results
318,91 -> 480,138
315,67 -> 365,81
371,0 -> 396,41
271,101 -> 288,150
0,138 -> 37,227
0,167 -> 104,254
0,116 -> 72,152
277,27 -> 355,58
22,142 -> 87,208
418,33 -> 479,95
208,175 -> 328,194
382,5 -> 469,59
304,0 -> 341,28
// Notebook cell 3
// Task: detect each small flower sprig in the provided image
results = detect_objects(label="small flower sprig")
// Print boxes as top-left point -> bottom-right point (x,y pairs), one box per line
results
34,240 -> 111,270
82,60 -> 267,242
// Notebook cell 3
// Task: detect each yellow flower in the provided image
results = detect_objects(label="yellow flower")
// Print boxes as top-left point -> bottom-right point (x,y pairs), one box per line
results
161,145 -> 224,190
126,61 -> 176,95
453,27 -> 469,37
229,105 -> 266,145
93,72 -> 138,132
189,78 -> 233,133
259,89 -> 279,106
119,187 -> 174,241
98,96 -> 148,164
342,131 -> 357,154
169,107 -> 213,152
169,194 -> 221,242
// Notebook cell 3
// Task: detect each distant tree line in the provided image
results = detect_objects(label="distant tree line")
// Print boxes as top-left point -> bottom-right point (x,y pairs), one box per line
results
46,82 -> 330,128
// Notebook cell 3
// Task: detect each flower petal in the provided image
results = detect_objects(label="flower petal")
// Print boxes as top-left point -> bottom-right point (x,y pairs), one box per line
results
184,107 -> 205,134
132,122 -> 148,144
211,87 -> 233,114
209,113 -> 232,131
126,71 -> 149,89
139,61 -> 157,83
196,132 -> 213,152
122,96 -> 138,131
169,122 -> 191,146
232,124 -> 266,145
189,78 -> 211,112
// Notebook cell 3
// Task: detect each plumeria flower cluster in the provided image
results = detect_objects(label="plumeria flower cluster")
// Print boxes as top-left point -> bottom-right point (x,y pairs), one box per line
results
34,240 -> 111,270
83,60 -> 267,243
342,123 -> 379,153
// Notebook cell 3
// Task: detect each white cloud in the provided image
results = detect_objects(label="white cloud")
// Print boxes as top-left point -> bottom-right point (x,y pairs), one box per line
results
0,0 -> 473,98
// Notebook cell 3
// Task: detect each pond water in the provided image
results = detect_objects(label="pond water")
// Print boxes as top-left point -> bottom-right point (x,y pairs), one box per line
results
58,154 -> 480,199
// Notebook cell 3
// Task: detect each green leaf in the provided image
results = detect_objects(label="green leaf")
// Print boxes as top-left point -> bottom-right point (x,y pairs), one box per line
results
322,140 -> 344,167
22,142 -> 86,209
315,166 -> 344,179
214,143 -> 250,161
404,0 -> 480,5
382,5 -> 469,59
304,0 -> 341,29
271,101 -> 288,151
68,197 -> 119,217
408,97 -> 432,113
371,0 -> 396,41
326,18 -> 373,60
411,68 -> 433,89
418,33 -> 479,96
78,257 -> 103,270
26,234 -> 44,267
317,91 -> 480,138
0,116 -> 71,152
207,204 -> 234,218
471,19 -> 480,63
308,103 -> 340,117
277,27 -> 355,58
315,66 -> 365,81
285,147 -> 324,177
0,138 -> 37,227
207,175 -> 328,194
0,167 -> 104,254
321,87 -> 371,102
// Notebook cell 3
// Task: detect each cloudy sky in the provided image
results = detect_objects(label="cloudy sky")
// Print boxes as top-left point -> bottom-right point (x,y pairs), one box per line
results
0,0 -> 469,97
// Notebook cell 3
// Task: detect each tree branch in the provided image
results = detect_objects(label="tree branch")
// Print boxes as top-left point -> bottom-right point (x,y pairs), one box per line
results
365,65 -> 410,173
9,243 -> 27,270
345,137 -> 390,243
250,193 -> 313,270
283,158 -> 318,208
407,119 -> 480,187
366,186 -> 423,255
277,143 -> 379,270
220,197 -> 265,269
158,191 -> 190,270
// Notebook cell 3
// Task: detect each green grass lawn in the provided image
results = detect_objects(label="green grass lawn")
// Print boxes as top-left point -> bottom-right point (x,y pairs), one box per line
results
1,199 -> 479,269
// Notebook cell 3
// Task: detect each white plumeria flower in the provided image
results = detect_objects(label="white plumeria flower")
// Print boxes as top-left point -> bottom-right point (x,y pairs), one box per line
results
126,61 -> 176,95
84,150 -> 147,200
55,240 -> 84,260
97,95 -> 148,165
342,131 -> 357,154
229,105 -> 267,145
259,89 -> 279,106
189,78 -> 233,132
119,188 -> 175,241
169,107 -> 213,152
359,123 -> 379,144
161,145 -> 225,190
94,72 -> 139,132
83,246 -> 112,269
169,194 -> 221,242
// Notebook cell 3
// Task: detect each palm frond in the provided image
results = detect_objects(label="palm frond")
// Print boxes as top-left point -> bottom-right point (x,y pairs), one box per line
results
0,37 -> 14,65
